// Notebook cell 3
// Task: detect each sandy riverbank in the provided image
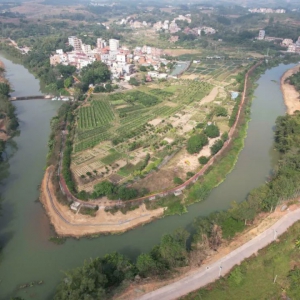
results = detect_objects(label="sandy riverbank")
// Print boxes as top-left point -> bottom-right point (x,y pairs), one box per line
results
40,166 -> 164,237
281,65 -> 300,114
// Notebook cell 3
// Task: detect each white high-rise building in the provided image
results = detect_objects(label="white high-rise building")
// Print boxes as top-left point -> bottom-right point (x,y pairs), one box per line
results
109,39 -> 120,51
258,30 -> 265,40
97,38 -> 106,49
68,36 -> 82,51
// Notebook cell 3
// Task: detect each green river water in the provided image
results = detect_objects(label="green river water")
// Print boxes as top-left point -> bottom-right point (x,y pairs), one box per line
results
0,54 -> 295,299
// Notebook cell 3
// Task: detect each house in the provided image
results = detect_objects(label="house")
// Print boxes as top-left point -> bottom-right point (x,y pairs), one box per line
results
258,30 -> 265,40
282,39 -> 294,47
70,202 -> 80,211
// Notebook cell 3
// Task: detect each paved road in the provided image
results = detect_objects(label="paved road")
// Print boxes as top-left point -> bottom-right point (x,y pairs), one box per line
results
137,208 -> 300,300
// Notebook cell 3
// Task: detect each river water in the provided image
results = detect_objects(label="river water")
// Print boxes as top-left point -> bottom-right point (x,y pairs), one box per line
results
0,54 -> 294,299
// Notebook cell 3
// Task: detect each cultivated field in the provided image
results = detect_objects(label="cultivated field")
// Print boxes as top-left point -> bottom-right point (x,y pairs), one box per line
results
71,79 -> 236,193
184,58 -> 247,83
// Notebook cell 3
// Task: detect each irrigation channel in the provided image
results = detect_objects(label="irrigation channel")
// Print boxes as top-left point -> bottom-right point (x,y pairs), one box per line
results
0,53 -> 294,299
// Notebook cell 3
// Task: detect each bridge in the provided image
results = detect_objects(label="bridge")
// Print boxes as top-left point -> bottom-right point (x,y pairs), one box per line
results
9,95 -> 53,101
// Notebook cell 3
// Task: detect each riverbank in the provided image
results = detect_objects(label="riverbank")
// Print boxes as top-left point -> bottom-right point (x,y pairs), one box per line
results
116,201 -> 300,300
40,166 -> 164,237
281,64 -> 300,114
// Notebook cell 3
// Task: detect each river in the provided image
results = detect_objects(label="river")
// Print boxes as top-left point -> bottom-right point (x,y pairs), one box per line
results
0,54 -> 293,299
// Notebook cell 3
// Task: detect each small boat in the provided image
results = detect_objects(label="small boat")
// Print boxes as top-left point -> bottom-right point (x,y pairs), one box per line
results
61,97 -> 69,101
51,97 -> 59,101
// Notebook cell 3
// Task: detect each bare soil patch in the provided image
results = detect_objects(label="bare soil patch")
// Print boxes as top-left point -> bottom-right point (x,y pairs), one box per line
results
281,65 -> 300,115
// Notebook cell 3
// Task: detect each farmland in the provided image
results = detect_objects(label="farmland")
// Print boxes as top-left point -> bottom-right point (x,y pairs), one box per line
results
184,58 -> 247,83
71,78 -> 240,194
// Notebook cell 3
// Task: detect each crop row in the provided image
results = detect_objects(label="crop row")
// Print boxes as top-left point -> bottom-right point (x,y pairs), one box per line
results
77,100 -> 114,130
75,123 -> 112,142
117,104 -> 144,115
74,132 -> 111,152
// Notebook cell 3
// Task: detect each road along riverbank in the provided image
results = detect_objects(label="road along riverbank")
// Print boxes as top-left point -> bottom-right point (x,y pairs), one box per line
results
281,64 -> 300,114
135,204 -> 300,300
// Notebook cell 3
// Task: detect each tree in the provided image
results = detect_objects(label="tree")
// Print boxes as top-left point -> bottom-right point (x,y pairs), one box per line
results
136,253 -> 159,277
173,177 -> 184,184
159,229 -> 189,268
210,139 -> 224,155
187,134 -> 208,154
94,181 -> 115,197
199,156 -> 209,165
129,77 -> 139,86
204,124 -> 220,138
214,106 -> 228,117
140,66 -> 147,72
221,132 -> 229,142
64,77 -> 73,88
0,83 -> 10,96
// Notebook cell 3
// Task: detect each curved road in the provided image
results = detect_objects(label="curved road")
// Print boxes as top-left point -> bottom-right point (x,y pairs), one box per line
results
137,207 -> 300,300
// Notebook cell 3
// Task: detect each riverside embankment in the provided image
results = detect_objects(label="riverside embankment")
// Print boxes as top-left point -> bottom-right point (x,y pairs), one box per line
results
0,52 -> 295,299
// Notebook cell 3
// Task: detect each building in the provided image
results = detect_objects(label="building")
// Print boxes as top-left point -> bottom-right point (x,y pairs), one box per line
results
258,30 -> 265,40
68,36 -> 82,52
282,39 -> 294,47
288,44 -> 296,53
97,38 -> 106,49
296,36 -> 300,47
109,39 -> 120,51
81,44 -> 91,53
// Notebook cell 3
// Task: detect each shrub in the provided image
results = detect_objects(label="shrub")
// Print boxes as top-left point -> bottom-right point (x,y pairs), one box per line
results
204,124 -> 220,138
199,156 -> 209,165
221,132 -> 229,141
174,177 -> 184,185
187,134 -> 208,154
210,139 -> 224,155
214,106 -> 228,117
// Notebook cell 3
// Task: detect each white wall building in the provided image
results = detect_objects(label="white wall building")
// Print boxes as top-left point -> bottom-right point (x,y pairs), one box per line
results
97,38 -> 106,49
68,36 -> 82,52
258,30 -> 266,40
109,39 -> 120,51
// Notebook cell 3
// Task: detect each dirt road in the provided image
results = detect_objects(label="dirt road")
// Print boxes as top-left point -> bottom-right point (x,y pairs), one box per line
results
137,207 -> 300,300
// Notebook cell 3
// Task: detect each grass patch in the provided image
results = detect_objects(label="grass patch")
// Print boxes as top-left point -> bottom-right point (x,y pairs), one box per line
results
101,152 -> 123,165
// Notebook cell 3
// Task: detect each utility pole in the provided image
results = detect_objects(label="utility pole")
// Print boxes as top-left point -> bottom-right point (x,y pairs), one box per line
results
219,265 -> 223,277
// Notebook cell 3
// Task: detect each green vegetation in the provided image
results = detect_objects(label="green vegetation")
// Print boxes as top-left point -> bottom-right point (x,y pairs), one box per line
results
92,180 -> 140,200
0,74 -> 19,161
54,230 -> 189,299
187,134 -> 208,154
198,156 -> 209,165
204,124 -> 220,138
287,70 -> 300,92
210,139 -> 224,155
173,177 -> 184,185
184,221 -> 300,300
